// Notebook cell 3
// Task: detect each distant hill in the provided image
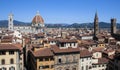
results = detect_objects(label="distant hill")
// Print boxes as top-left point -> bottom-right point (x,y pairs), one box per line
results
0,20 -> 30,27
0,20 -> 120,28
67,22 -> 120,28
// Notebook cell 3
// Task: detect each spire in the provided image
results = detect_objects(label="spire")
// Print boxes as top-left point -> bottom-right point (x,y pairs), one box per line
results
95,11 -> 98,19
9,12 -> 13,17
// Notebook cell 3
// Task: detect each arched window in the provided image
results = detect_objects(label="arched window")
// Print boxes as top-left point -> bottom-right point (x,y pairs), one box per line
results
9,66 -> 15,70
1,59 -> 5,65
10,59 -> 14,64
58,57 -> 62,63
2,67 -> 6,70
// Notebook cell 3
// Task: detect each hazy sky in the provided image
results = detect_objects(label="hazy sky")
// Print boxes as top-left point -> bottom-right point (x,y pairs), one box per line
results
0,0 -> 120,23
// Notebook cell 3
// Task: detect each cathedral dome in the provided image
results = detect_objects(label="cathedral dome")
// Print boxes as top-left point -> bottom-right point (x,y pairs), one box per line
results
32,11 -> 44,24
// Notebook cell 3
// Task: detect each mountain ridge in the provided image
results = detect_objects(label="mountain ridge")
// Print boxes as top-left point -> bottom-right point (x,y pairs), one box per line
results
0,20 -> 120,28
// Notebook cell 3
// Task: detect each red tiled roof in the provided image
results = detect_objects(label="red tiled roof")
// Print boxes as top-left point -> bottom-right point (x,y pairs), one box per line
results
51,45 -> 80,54
58,39 -> 77,43
1,39 -> 12,43
33,48 -> 54,57
2,35 -> 13,39
35,33 -> 44,37
92,47 -> 104,52
98,58 -> 108,64
0,44 -> 20,50
13,44 -> 22,49
93,58 -> 108,65
81,40 -> 97,45
32,15 -> 44,24
80,49 -> 92,58
48,38 -> 57,41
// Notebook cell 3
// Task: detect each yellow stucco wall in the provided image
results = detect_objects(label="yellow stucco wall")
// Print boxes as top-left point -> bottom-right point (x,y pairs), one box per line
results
0,51 -> 20,70
36,58 -> 54,70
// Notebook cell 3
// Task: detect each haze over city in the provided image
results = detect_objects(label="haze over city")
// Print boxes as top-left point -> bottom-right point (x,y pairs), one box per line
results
0,0 -> 120,23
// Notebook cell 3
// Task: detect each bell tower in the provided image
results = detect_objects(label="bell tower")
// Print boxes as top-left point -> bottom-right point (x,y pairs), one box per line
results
8,13 -> 14,31
94,12 -> 99,37
111,18 -> 116,34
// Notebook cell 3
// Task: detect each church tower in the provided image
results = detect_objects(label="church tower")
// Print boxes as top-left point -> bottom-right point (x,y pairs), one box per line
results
94,12 -> 99,37
8,13 -> 14,31
111,18 -> 116,34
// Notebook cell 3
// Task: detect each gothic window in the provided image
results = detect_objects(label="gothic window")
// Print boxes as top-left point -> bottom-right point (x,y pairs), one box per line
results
1,59 -> 5,65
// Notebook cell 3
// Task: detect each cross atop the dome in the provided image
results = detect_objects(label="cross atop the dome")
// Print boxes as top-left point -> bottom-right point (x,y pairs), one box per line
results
36,11 -> 40,16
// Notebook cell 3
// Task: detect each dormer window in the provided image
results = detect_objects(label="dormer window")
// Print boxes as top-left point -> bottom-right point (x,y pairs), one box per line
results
74,43 -> 76,46
70,43 -> 71,46
61,43 -> 64,47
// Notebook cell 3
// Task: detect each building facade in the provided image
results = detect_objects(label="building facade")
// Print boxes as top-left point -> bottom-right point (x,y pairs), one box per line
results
0,44 -> 20,70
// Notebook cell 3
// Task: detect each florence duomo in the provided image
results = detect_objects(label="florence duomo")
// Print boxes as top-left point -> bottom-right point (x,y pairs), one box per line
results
0,0 -> 120,70
8,11 -> 45,34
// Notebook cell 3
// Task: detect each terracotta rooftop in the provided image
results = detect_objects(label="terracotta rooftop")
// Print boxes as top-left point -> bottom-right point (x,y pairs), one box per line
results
93,58 -> 108,65
2,35 -> 13,39
35,33 -> 44,37
81,40 -> 97,45
80,49 -> 92,58
51,45 -> 80,54
102,49 -> 115,54
32,14 -> 44,24
1,39 -> 12,43
58,39 -> 77,43
98,58 -> 108,64
33,48 -> 54,57
48,38 -> 57,41
92,47 -> 105,52
0,44 -> 20,50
